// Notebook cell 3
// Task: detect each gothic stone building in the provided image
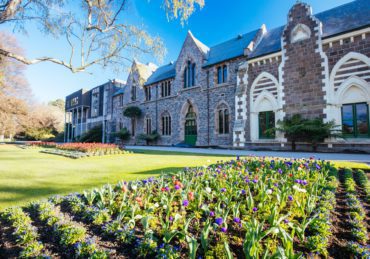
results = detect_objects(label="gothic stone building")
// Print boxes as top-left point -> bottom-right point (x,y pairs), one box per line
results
65,0 -> 370,152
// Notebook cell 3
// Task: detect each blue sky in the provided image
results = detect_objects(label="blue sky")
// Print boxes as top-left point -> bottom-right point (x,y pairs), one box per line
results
4,0 -> 352,103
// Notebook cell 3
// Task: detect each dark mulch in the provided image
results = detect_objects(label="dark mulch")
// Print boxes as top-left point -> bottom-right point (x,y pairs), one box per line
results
327,182 -> 353,258
0,219 -> 22,259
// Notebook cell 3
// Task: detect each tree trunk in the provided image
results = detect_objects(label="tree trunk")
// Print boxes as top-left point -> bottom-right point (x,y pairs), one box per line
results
0,129 -> 4,142
292,140 -> 296,152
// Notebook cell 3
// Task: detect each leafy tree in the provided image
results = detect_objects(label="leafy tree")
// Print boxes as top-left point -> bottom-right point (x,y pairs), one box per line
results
272,114 -> 340,151
0,0 -> 204,73
80,124 -> 103,143
48,99 -> 65,111
123,106 -> 142,118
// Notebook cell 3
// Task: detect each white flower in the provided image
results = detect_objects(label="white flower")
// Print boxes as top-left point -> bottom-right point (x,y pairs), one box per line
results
293,185 -> 307,193
205,187 -> 212,193
266,189 -> 273,195
207,160 -> 211,163
154,203 -> 159,208
131,185 -> 137,191
163,205 -> 167,209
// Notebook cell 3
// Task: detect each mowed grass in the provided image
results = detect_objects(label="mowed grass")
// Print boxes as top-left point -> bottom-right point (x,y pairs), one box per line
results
0,145 -> 233,210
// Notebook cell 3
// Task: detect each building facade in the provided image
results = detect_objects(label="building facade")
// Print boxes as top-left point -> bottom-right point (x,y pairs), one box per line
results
65,0 -> 370,152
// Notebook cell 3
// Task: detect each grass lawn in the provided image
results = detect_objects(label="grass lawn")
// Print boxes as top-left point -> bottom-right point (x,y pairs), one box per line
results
0,145 -> 234,210
1,144 -> 369,210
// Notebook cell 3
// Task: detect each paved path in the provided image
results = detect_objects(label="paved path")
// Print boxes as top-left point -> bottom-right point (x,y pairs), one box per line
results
127,145 -> 370,164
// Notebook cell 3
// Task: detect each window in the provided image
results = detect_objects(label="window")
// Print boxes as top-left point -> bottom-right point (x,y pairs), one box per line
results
91,90 -> 100,117
258,111 -> 275,139
218,108 -> 230,134
162,114 -> 171,136
145,117 -> 152,135
161,80 -> 171,97
217,65 -> 228,84
145,86 -> 151,101
184,61 -> 196,88
131,85 -> 136,101
71,97 -> 79,106
119,95 -> 123,106
342,103 -> 369,138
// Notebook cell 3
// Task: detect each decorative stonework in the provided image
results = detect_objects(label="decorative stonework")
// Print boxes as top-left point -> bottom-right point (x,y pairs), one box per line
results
291,23 -> 311,43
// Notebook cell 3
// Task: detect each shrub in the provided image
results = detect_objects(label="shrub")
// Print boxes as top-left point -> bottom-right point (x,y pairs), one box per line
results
80,125 -> 103,143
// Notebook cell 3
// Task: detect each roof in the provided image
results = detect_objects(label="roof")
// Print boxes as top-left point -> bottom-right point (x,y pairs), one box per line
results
144,62 -> 176,86
317,0 -> 370,38
249,0 -> 370,59
203,29 -> 260,67
188,31 -> 210,54
113,88 -> 124,97
248,26 -> 284,59
142,0 -> 370,83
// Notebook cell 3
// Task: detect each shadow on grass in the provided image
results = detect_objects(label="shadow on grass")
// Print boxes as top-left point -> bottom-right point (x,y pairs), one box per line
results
0,167 -> 187,210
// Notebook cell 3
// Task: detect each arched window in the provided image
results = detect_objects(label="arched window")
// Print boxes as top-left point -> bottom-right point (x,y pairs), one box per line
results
131,85 -> 136,101
145,117 -> 152,135
217,105 -> 230,134
184,61 -> 196,88
162,113 -> 172,136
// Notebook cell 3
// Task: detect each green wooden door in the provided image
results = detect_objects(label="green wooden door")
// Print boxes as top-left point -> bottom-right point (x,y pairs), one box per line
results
184,106 -> 197,146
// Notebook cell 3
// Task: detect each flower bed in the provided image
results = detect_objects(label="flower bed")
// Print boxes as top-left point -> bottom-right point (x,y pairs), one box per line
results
40,149 -> 89,159
58,143 -> 121,154
27,142 -> 129,158
1,207 -> 44,257
0,157 -> 368,258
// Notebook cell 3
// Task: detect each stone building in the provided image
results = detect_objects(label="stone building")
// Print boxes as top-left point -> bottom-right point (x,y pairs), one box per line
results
65,80 -> 124,142
65,0 -> 370,152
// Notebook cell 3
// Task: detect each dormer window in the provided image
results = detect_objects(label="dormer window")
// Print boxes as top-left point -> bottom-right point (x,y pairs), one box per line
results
217,65 -> 228,84
184,60 -> 195,88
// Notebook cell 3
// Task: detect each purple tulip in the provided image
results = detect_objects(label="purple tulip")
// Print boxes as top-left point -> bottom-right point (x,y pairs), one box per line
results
210,211 -> 215,217
169,216 -> 173,221
274,183 -> 279,187
316,164 -> 321,170
221,188 -> 226,193
245,179 -> 250,183
253,179 -> 258,184
175,185 -> 180,190
241,189 -> 246,195
215,217 -> 223,226
302,180 -> 308,185
165,186 -> 170,191
220,227 -> 227,233
284,219 -> 289,224
233,217 -> 241,223
253,207 -> 258,212
278,168 -> 283,174
288,195 -> 293,201
182,200 -> 189,207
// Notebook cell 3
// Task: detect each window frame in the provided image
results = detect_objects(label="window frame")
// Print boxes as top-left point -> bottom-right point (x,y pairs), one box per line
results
258,111 -> 275,139
341,102 -> 370,138
217,107 -> 230,135
184,61 -> 196,88
161,115 -> 172,136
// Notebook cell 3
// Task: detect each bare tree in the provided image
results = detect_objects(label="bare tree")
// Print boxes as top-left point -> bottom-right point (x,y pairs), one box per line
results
0,31 -> 30,140
0,0 -> 204,73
